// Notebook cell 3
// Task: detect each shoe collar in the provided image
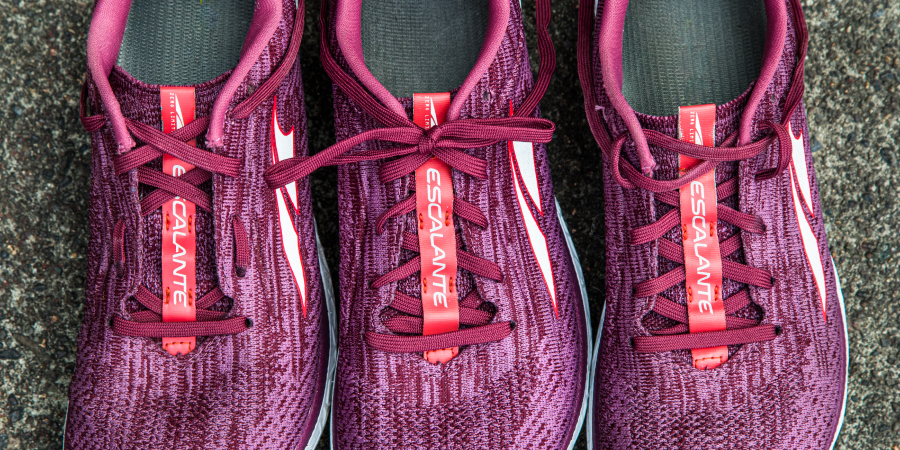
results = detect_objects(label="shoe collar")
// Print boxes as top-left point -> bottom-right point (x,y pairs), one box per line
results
595,0 -> 788,175
332,0 -> 510,120
86,0 -> 285,152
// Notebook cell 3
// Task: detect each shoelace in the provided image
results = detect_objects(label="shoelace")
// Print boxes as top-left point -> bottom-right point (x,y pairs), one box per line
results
264,0 -> 556,354
577,0 -> 809,354
79,2 -> 306,340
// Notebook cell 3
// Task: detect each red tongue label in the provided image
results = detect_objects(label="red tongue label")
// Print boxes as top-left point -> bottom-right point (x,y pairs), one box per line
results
160,87 -> 197,356
677,104 -> 727,369
413,93 -> 459,364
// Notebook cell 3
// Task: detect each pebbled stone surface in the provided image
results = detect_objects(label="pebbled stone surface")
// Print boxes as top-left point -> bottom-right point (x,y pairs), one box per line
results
0,0 -> 895,449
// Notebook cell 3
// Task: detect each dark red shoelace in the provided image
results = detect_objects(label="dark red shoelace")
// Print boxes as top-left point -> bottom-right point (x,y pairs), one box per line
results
80,2 -> 307,340
578,0 -> 810,353
266,0 -> 556,354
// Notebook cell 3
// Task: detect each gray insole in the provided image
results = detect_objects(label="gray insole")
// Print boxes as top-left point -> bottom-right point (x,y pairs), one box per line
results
361,0 -> 490,98
621,0 -> 767,116
118,0 -> 255,86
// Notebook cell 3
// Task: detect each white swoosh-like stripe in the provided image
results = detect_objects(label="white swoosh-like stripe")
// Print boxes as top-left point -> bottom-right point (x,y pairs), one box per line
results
789,123 -> 814,214
511,140 -> 543,215
273,99 -> 299,211
508,145 -> 557,316
272,97 -> 307,315
788,125 -> 826,319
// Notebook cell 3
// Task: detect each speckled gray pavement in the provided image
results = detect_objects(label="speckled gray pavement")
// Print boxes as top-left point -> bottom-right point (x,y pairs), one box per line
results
0,1 -> 896,449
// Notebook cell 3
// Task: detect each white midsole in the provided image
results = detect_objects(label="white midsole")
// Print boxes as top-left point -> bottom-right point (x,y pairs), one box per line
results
307,226 -> 339,450
586,294 -> 604,448
829,258 -> 849,450
555,200 -> 594,450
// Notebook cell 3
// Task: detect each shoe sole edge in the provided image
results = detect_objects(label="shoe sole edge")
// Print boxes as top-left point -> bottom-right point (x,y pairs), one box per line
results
556,199 -> 594,450
307,225 -> 339,450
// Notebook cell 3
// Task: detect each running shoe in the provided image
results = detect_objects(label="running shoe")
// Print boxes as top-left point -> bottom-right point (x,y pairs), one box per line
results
65,0 -> 336,448
578,0 -> 848,448
266,0 -> 590,447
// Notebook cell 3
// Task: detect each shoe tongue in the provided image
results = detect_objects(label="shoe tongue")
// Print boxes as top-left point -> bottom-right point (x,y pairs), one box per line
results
110,66 -> 230,124
109,66 -> 229,306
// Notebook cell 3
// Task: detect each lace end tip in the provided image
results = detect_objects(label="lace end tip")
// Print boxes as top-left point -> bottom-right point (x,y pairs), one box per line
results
205,136 -> 225,150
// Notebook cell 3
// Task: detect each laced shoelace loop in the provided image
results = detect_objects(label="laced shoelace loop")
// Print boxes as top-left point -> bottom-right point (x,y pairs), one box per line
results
577,0 -> 812,357
267,0 -> 557,355
94,115 -> 252,338
368,290 -> 513,350
604,122 -> 796,194
607,124 -> 787,352
263,117 -> 553,353
82,3 -> 307,341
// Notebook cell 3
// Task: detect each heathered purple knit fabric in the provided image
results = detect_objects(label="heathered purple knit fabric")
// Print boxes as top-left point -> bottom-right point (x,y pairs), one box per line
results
327,1 -> 588,448
588,1 -> 847,449
66,1 -> 331,448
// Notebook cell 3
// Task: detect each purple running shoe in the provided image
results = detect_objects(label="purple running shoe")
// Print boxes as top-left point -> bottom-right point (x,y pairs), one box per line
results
265,0 -> 590,447
65,0 -> 336,448
578,0 -> 848,448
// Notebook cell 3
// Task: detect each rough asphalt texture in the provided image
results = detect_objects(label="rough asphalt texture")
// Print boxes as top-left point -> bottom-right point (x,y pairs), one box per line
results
0,0 -> 896,449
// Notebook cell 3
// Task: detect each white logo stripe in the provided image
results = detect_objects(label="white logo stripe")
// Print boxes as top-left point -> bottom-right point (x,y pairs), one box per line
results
788,125 -> 826,319
428,97 -> 439,129
174,96 -> 185,130
272,97 -> 307,315
789,123 -> 814,214
274,188 -> 308,309
274,102 -> 299,212
511,140 -> 544,215
509,144 -> 557,316
693,116 -> 703,146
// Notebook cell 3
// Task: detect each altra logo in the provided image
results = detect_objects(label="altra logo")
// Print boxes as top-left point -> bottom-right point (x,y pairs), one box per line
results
692,113 -> 704,146
271,97 -> 308,316
174,95 -> 185,130
427,97 -> 440,129
787,123 -> 827,319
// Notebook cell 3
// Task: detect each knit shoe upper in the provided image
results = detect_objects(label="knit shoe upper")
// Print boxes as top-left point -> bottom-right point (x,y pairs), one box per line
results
578,0 -> 848,448
65,1 -> 334,448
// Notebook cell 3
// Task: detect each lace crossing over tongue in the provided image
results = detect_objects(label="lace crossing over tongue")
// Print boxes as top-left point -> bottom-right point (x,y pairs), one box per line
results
262,0 -> 560,355
577,0 -> 814,365
80,3 -> 308,344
